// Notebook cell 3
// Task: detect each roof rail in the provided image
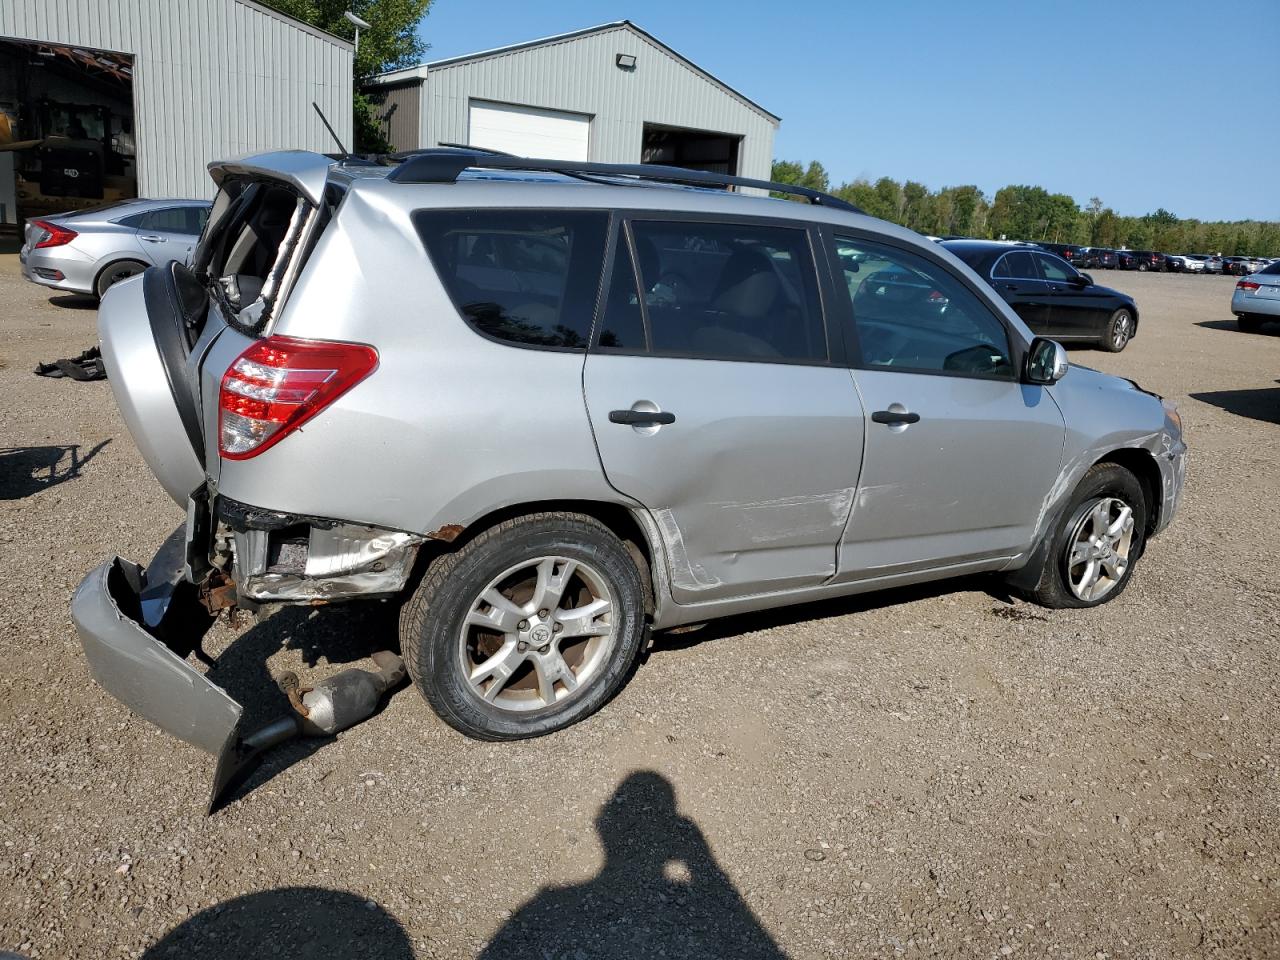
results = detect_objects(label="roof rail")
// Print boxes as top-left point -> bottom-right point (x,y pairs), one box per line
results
386,150 -> 864,213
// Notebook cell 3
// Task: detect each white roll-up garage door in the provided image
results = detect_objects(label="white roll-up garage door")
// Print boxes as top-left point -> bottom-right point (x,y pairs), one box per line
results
468,100 -> 591,161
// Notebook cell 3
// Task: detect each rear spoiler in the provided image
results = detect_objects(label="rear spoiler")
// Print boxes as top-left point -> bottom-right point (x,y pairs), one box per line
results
208,150 -> 333,206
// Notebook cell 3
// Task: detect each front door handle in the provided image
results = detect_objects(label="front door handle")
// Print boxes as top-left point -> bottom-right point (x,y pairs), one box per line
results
609,409 -> 676,426
871,409 -> 920,425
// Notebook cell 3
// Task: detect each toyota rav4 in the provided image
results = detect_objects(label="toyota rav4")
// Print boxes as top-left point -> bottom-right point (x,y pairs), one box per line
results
72,150 -> 1187,804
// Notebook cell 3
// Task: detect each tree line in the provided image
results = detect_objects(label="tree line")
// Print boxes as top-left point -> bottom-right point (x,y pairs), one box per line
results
772,161 -> 1279,257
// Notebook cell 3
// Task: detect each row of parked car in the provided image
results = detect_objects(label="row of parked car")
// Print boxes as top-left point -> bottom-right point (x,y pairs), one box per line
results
1038,243 -> 1276,276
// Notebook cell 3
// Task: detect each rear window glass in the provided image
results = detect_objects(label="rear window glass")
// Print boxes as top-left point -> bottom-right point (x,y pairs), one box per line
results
627,219 -> 827,363
1259,261 -> 1280,275
415,210 -> 608,349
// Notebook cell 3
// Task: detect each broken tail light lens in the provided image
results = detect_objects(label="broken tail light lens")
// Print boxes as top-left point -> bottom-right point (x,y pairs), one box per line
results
219,336 -> 378,460
31,219 -> 77,249
1236,280 -> 1260,291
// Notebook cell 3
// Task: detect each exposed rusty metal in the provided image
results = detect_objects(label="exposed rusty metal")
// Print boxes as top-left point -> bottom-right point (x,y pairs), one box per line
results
199,571 -> 238,613
277,671 -> 311,717
427,523 -> 465,543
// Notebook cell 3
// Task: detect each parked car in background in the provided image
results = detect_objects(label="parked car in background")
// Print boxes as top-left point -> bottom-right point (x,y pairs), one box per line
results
1163,254 -> 1185,272
1086,248 -> 1118,269
1232,260 -> 1280,331
1177,255 -> 1205,273
943,240 -> 1139,351
20,198 -> 212,299
1126,251 -> 1166,272
1039,242 -> 1084,264
1200,255 -> 1223,274
1116,250 -> 1140,270
1222,257 -> 1252,276
69,150 -> 1185,803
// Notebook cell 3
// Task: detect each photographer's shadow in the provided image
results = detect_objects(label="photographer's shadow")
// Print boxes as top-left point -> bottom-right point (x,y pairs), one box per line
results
482,771 -> 787,959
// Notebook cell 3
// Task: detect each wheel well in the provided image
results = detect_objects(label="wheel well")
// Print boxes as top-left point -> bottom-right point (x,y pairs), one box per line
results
1094,448 -> 1160,536
93,257 -> 148,295
417,500 -> 659,616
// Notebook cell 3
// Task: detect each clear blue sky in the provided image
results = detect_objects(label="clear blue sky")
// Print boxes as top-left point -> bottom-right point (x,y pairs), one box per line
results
414,0 -> 1278,222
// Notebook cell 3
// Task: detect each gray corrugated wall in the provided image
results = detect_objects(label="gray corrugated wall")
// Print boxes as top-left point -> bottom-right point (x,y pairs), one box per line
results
373,82 -> 420,153
420,25 -> 776,181
1,0 -> 352,199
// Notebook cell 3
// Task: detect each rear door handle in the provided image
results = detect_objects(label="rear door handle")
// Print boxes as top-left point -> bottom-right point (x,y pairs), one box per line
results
871,410 -> 920,425
609,409 -> 675,426
139,234 -> 165,243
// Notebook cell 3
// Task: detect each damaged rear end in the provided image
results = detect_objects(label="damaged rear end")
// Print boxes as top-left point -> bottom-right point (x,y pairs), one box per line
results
76,152 -> 416,808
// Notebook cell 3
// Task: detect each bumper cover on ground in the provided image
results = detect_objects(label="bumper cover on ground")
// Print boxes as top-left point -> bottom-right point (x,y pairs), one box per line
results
71,532 -> 296,811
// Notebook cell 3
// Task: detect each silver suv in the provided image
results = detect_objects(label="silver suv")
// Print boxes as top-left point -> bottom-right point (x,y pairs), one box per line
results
73,150 -> 1187,789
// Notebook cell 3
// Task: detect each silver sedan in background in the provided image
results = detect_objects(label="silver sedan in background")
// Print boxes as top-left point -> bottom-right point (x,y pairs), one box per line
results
1232,260 -> 1280,331
20,198 -> 211,299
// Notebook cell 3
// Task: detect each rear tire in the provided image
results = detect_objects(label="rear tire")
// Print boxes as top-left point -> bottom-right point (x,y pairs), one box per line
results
399,512 -> 647,740
1103,308 -> 1134,352
94,259 -> 148,299
1019,463 -> 1148,609
1237,314 -> 1264,332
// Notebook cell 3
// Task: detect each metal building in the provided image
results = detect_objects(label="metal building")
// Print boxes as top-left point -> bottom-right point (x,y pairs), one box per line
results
0,0 -> 352,225
367,21 -> 779,182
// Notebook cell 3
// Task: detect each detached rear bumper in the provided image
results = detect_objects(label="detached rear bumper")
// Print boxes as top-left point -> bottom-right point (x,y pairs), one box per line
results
72,543 -> 241,758
71,529 -> 298,811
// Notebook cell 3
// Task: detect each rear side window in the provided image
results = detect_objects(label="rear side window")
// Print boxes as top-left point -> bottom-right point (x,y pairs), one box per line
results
1260,261 -> 1280,275
415,210 -> 608,349
625,219 -> 827,363
992,251 -> 1038,280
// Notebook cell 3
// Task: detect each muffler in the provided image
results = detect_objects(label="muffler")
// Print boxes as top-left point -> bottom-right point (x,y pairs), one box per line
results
209,652 -> 406,811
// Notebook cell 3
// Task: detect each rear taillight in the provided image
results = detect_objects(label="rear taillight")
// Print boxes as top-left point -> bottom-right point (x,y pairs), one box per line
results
1237,280 -> 1260,291
219,336 -> 378,460
31,219 -> 77,249
926,289 -> 948,303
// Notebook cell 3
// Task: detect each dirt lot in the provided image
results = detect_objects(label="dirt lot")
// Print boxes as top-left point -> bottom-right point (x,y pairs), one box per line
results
1,258 -> 1277,959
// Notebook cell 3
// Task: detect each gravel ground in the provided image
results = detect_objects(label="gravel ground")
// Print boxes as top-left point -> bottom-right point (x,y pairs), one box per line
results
1,258 -> 1277,960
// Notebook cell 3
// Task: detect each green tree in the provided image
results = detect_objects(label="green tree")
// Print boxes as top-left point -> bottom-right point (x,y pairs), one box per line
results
259,0 -> 433,152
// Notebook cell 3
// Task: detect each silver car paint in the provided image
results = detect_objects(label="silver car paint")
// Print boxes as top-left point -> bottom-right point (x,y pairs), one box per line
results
1232,269 -> 1280,319
20,198 -> 210,297
95,152 -> 1187,635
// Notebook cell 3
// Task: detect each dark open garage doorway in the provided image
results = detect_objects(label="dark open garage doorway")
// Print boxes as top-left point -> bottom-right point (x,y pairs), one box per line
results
0,37 -> 136,233
642,123 -> 741,177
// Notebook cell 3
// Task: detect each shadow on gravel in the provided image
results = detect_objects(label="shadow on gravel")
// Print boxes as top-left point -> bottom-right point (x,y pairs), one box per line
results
652,574 -> 1007,656
0,440 -> 110,500
1191,384 -> 1280,426
140,887 -> 411,959
48,293 -> 97,310
209,601 -> 402,809
1196,319 -> 1280,335
481,771 -> 787,959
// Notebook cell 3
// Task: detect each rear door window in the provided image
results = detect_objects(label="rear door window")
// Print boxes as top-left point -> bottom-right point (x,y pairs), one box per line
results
625,219 -> 827,363
992,251 -> 1039,280
415,210 -> 608,349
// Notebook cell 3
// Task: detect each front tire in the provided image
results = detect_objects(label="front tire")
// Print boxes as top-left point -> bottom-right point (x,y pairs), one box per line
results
1020,463 -> 1148,609
400,513 -> 647,740
1103,308 -> 1134,351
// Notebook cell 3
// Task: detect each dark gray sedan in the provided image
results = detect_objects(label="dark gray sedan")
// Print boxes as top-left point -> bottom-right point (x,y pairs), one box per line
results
943,240 -> 1140,351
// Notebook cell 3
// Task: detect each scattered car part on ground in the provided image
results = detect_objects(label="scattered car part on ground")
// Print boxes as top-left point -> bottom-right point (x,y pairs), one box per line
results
33,345 -> 106,380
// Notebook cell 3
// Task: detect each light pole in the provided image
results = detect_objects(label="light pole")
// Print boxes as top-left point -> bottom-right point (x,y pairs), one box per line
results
344,10 -> 371,55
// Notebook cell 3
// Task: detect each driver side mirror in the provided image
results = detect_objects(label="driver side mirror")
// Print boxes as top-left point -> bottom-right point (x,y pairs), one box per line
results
1025,337 -> 1069,385
1070,272 -> 1093,287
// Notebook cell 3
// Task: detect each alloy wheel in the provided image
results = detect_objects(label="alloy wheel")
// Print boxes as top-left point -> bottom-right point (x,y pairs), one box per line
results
457,556 -> 616,712
1065,497 -> 1136,602
1112,313 -> 1131,349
